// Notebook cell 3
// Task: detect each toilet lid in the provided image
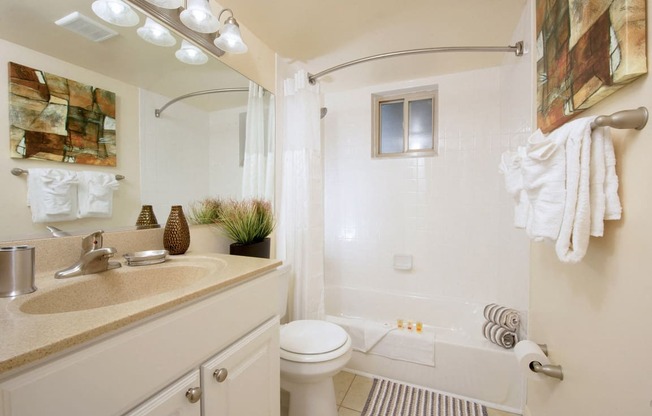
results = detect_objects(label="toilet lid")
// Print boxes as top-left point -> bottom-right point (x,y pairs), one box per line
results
280,320 -> 348,355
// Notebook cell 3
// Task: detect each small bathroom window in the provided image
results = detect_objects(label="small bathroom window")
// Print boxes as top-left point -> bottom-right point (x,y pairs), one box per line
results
372,87 -> 438,158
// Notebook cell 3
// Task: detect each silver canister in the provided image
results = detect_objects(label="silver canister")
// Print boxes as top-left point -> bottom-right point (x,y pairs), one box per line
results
0,246 -> 36,297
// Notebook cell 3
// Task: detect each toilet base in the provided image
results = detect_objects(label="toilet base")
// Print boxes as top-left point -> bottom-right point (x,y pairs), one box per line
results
281,377 -> 338,416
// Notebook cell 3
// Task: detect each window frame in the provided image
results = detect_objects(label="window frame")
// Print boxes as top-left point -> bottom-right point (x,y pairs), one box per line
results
371,87 -> 438,159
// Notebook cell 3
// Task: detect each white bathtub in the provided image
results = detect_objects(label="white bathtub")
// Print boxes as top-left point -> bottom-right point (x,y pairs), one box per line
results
325,286 -> 525,413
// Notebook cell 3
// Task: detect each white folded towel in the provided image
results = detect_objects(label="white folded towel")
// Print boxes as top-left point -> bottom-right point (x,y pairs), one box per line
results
327,315 -> 435,366
27,168 -> 78,223
603,132 -> 622,220
555,117 -> 594,263
77,172 -> 119,218
590,126 -> 607,237
521,128 -> 568,241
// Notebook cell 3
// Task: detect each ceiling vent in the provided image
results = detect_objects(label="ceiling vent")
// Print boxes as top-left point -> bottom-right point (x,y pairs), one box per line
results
55,12 -> 118,42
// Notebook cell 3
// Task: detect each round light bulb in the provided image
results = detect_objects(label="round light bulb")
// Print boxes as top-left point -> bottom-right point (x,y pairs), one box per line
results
137,17 -> 176,47
175,40 -> 208,65
91,0 -> 140,27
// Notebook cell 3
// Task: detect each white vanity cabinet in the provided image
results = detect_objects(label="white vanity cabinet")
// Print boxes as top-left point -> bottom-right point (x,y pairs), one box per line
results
125,371 -> 202,416
201,318 -> 279,416
0,268 -> 281,416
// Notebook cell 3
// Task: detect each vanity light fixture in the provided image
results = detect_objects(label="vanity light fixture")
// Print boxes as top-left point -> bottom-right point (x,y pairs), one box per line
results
91,0 -> 140,27
142,0 -> 183,8
179,0 -> 219,34
213,8 -> 247,54
175,39 -> 208,65
137,17 -> 176,46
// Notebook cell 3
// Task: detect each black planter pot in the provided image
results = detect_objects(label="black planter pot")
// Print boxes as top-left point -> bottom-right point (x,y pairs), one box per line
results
229,238 -> 271,259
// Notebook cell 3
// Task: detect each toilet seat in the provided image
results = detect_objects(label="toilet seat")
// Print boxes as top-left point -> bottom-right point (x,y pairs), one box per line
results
280,320 -> 351,363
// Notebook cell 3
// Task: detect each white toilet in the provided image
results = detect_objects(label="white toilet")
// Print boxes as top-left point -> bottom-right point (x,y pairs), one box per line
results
277,267 -> 352,416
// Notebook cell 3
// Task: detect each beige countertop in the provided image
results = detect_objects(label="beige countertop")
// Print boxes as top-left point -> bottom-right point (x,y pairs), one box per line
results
0,252 -> 281,377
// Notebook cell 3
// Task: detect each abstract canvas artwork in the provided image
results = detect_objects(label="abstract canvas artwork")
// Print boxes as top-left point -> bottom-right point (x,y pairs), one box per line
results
536,0 -> 647,133
8,62 -> 117,166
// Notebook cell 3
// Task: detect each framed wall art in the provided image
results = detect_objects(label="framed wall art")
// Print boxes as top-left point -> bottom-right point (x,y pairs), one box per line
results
536,0 -> 647,133
8,62 -> 117,166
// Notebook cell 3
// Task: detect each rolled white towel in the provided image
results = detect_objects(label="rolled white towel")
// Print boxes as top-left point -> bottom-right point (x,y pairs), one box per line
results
482,321 -> 518,349
483,303 -> 520,332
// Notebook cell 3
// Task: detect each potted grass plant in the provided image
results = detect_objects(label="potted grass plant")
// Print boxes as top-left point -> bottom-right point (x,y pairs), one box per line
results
188,197 -> 223,225
218,198 -> 275,258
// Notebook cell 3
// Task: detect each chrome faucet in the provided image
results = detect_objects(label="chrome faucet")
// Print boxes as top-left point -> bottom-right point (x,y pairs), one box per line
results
54,230 -> 121,279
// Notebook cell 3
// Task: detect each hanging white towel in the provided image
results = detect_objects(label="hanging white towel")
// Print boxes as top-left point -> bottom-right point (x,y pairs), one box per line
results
27,168 -> 78,223
499,149 -> 529,228
603,132 -> 622,220
555,117 -> 594,263
77,172 -> 119,218
590,126 -> 607,237
521,128 -> 568,241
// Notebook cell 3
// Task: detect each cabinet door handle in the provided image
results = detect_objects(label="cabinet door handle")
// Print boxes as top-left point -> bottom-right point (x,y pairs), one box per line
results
213,368 -> 228,383
185,387 -> 202,403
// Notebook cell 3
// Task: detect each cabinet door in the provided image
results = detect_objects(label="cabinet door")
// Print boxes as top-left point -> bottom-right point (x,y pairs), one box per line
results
124,371 -> 201,416
201,318 -> 280,416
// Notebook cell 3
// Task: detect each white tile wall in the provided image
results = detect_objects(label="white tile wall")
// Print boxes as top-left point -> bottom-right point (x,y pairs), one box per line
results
139,89 -> 211,219
323,65 -> 531,312
139,90 -> 247,219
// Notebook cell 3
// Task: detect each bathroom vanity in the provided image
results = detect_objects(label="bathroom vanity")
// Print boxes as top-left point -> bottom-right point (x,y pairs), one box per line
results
0,253 -> 282,416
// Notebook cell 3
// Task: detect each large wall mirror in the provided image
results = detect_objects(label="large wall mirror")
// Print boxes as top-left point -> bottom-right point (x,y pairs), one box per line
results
0,0 -> 274,242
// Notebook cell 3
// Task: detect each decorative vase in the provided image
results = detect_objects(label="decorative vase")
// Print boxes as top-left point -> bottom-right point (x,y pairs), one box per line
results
229,238 -> 271,259
163,205 -> 190,255
135,205 -> 160,229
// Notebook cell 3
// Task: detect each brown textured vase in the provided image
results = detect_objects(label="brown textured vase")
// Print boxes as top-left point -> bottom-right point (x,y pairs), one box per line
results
163,205 -> 190,255
135,205 -> 160,229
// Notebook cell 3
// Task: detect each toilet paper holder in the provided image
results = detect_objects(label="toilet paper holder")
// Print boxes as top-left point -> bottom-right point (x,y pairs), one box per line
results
531,343 -> 564,381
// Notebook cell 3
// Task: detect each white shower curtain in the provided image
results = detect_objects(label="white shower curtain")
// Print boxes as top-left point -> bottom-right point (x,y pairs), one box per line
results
280,70 -> 324,321
242,81 -> 275,201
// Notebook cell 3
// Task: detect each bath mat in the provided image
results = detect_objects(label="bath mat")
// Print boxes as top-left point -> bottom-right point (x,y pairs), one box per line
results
361,378 -> 487,416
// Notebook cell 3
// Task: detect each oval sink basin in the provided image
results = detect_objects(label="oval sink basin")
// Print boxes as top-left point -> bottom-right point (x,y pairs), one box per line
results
20,264 -> 215,315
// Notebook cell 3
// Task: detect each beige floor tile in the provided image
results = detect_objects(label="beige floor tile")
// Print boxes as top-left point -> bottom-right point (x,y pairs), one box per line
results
334,371 -> 356,405
340,375 -> 374,412
338,407 -> 362,416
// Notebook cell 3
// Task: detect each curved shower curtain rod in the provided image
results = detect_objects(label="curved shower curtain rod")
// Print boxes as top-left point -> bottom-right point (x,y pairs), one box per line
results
155,87 -> 249,118
308,41 -> 524,84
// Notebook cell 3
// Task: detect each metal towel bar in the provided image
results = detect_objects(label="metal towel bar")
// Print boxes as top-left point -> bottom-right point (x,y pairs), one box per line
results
590,107 -> 648,130
10,168 -> 125,181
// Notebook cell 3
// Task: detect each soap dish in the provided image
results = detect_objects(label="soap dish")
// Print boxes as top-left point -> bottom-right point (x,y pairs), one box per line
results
123,250 -> 168,266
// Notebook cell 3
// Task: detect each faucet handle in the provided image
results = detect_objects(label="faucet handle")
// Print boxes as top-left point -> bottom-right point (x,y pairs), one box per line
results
82,230 -> 105,253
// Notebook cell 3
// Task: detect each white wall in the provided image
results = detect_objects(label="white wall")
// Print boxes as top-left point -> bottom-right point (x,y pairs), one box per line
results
526,0 -> 652,415
0,39 -> 141,241
323,66 -> 530,313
